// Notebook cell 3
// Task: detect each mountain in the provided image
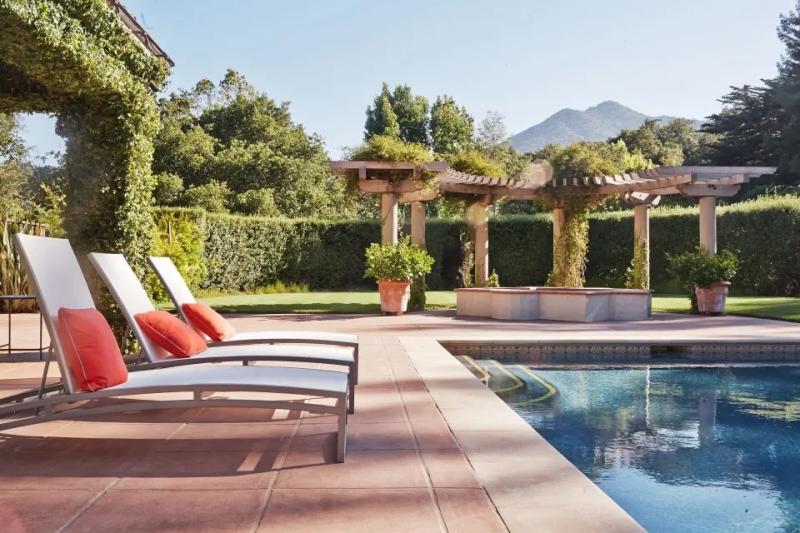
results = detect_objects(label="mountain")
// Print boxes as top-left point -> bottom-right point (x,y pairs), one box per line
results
509,101 -> 703,153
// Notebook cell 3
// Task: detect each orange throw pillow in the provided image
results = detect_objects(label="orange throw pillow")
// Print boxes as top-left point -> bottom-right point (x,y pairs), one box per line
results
135,310 -> 207,358
58,308 -> 128,392
182,302 -> 236,342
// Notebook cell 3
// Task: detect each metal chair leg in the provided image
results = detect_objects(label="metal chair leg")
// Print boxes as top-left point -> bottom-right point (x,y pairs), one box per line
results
38,346 -> 53,400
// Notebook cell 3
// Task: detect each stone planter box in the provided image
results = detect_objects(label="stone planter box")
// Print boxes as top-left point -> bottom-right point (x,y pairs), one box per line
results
455,287 -> 650,322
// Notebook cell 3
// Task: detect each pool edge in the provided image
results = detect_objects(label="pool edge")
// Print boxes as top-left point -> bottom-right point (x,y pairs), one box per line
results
400,336 -> 645,533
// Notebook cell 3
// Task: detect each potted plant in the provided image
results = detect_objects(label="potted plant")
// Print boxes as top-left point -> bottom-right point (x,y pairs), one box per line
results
365,237 -> 434,315
667,249 -> 738,314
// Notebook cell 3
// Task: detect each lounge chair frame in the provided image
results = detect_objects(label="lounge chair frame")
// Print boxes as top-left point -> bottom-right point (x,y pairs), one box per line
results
91,253 -> 356,413
148,256 -> 359,384
0,235 -> 347,461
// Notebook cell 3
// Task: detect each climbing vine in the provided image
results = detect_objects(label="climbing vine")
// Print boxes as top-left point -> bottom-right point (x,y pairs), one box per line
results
0,0 -> 170,274
624,234 -> 649,289
545,196 -> 598,288
540,141 -> 652,287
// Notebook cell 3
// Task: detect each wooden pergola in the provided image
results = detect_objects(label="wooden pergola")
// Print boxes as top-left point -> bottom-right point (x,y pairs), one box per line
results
330,161 -> 776,286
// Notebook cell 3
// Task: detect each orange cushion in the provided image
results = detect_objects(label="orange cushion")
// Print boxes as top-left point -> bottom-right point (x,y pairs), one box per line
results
182,302 -> 236,342
58,308 -> 128,392
135,310 -> 207,358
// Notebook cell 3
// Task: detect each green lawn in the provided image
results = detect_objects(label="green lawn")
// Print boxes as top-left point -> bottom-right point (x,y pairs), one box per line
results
652,295 -> 800,322
194,291 -> 457,315
184,290 -> 800,322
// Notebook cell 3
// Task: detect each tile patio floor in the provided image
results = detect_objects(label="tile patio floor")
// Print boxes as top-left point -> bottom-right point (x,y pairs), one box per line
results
1,310 -> 799,532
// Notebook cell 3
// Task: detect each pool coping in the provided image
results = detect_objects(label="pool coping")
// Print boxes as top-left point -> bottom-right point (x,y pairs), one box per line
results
400,336 -> 645,533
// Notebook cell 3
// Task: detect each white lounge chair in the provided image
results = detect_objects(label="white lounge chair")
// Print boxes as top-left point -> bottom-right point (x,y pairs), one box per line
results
148,256 -> 359,383
89,253 -> 357,413
2,235 -> 348,461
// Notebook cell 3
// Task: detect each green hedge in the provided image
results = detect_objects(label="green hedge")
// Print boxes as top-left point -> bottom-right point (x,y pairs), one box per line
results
151,196 -> 800,297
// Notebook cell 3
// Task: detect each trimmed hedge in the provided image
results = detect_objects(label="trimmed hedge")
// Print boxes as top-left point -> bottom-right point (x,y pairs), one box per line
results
151,196 -> 800,297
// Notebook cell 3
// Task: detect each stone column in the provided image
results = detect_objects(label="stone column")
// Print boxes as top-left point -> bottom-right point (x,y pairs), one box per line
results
381,193 -> 399,245
466,199 -> 491,287
624,192 -> 660,289
634,203 -> 651,285
552,205 -> 566,244
699,196 -> 717,256
410,201 -> 426,247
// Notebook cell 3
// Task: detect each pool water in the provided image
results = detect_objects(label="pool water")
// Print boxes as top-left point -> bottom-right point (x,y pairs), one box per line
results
478,363 -> 800,532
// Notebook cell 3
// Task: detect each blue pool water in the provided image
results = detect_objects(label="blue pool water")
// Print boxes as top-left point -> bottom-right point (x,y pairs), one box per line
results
479,364 -> 800,532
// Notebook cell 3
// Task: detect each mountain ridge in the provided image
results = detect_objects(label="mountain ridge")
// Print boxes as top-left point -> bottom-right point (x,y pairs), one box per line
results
509,101 -> 703,153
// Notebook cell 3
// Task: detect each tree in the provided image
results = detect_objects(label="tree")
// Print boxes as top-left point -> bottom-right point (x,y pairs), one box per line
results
153,172 -> 184,206
430,95 -> 474,154
182,180 -> 231,213
387,85 -> 429,144
475,111 -> 508,149
365,83 -> 428,144
233,188 -> 279,217
154,70 -> 354,219
364,84 -> 400,139
0,113 -> 29,218
703,85 -> 775,166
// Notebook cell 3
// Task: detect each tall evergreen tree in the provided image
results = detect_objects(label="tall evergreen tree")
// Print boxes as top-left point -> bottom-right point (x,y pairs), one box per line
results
365,83 -> 427,143
703,85 -> 775,166
387,84 -> 429,144
429,95 -> 474,154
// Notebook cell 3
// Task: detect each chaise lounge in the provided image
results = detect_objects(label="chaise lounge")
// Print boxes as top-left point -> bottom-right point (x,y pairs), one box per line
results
90,252 -> 358,413
148,256 -> 359,378
1,235 -> 349,461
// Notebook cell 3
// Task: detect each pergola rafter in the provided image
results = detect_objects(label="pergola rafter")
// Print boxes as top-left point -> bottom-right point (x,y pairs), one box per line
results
331,160 -> 777,287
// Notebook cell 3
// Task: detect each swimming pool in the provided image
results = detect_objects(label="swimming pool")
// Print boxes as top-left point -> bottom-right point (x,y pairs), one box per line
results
467,361 -> 800,532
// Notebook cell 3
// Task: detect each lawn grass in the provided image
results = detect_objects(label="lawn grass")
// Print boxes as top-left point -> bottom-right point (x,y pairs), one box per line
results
190,290 -> 457,315
652,294 -> 800,322
179,290 -> 800,322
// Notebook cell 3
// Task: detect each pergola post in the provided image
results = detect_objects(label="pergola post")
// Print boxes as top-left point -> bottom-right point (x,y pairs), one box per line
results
698,196 -> 717,256
466,197 -> 492,287
552,202 -> 565,254
410,201 -> 426,247
625,192 -> 660,288
381,193 -> 399,245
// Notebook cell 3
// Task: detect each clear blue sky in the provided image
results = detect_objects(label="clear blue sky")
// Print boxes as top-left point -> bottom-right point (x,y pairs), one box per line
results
20,0 -> 794,160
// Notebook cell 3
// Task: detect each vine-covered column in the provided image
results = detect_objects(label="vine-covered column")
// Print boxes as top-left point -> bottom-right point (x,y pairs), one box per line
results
547,196 -> 592,288
624,192 -> 660,289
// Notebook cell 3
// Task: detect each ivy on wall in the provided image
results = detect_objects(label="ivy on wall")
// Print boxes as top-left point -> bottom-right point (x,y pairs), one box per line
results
0,0 -> 169,275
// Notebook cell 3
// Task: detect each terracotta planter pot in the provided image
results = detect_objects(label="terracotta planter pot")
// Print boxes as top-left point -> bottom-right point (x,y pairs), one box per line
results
695,282 -> 731,315
377,280 -> 411,315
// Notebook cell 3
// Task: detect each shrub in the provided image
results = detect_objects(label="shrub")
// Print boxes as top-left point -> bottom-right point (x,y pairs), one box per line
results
153,172 -> 184,206
151,196 -> 800,298
667,248 -> 739,310
182,180 -> 231,213
203,213 -> 293,290
149,208 -> 206,302
364,237 -> 434,282
233,188 -> 279,217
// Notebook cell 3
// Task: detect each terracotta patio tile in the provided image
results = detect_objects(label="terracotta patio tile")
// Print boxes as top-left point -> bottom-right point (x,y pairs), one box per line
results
347,422 -> 417,450
187,406 -> 304,423
159,422 -> 293,451
275,450 -> 428,489
0,490 -> 97,533
434,488 -> 507,533
422,449 -> 481,488
293,421 -> 417,452
413,421 -> 459,450
65,489 -> 265,533
258,489 -> 442,533
48,421 -> 184,440
116,449 -> 280,490
0,442 -> 147,490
